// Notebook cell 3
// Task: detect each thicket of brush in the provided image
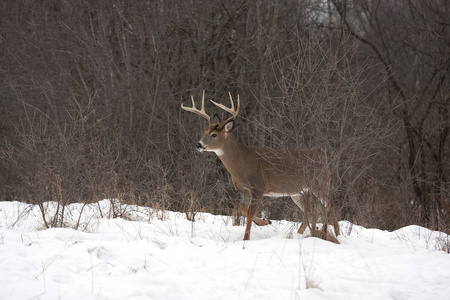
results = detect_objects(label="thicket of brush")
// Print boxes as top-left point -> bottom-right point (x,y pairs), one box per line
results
1,1 -> 449,233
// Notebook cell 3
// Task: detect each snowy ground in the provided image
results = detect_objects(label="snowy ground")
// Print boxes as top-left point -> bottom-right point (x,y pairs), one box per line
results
1,200 -> 449,300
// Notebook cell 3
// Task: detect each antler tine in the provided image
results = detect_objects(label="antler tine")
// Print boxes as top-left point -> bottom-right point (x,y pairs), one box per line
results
210,92 -> 240,122
181,90 -> 211,124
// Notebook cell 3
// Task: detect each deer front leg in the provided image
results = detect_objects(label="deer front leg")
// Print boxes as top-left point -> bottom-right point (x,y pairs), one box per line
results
239,202 -> 269,226
245,205 -> 271,226
240,191 -> 264,240
243,202 -> 259,240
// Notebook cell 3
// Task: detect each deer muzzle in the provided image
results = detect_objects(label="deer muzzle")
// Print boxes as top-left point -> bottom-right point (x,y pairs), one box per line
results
195,142 -> 205,152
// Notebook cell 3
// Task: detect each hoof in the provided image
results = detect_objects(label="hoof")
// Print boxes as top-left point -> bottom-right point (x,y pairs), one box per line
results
262,218 -> 272,225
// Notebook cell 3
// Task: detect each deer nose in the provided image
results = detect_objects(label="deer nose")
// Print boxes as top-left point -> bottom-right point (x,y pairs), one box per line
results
195,142 -> 204,152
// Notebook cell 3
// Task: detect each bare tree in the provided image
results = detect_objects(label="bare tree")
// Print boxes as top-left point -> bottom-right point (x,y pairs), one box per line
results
332,0 -> 450,229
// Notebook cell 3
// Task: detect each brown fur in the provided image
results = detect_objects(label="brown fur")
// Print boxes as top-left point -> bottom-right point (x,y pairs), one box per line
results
182,94 -> 340,241
200,121 -> 340,241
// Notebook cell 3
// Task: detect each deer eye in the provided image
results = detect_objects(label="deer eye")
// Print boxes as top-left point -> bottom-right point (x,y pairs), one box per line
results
211,133 -> 218,138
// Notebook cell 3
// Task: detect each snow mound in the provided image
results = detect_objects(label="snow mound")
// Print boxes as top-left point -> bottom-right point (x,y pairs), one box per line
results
1,200 -> 449,300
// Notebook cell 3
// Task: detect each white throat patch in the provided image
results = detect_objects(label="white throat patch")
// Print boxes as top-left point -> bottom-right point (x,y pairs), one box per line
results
207,149 -> 224,156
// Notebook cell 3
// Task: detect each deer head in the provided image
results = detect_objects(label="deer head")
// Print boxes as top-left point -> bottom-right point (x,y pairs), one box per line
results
181,91 -> 240,156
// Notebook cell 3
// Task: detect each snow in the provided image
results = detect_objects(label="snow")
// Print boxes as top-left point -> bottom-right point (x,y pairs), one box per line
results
1,200 -> 449,300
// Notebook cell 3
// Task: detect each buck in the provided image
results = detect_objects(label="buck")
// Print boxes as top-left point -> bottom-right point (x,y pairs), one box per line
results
182,91 -> 340,240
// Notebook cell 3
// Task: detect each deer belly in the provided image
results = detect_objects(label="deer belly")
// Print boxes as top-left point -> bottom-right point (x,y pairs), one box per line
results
264,189 -> 309,198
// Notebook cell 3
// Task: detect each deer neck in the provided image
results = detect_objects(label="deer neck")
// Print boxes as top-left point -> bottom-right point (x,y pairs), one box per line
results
216,136 -> 247,174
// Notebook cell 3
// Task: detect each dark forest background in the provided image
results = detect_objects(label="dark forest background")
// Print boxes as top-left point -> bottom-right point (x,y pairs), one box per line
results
1,0 -> 449,232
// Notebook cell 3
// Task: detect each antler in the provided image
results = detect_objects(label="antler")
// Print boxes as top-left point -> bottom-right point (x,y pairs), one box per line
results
210,92 -> 240,123
181,90 -> 211,124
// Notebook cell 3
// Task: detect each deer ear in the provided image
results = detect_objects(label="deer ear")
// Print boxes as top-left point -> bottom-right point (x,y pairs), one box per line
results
223,120 -> 235,133
212,114 -> 220,124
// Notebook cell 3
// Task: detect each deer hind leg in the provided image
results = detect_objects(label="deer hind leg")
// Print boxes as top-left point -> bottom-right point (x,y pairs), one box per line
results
316,188 -> 340,237
329,206 -> 340,236
316,198 -> 340,238
298,212 -> 311,234
314,180 -> 341,238
291,194 -> 312,234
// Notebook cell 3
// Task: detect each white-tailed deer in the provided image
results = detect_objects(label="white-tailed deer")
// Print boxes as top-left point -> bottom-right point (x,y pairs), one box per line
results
182,91 -> 340,240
